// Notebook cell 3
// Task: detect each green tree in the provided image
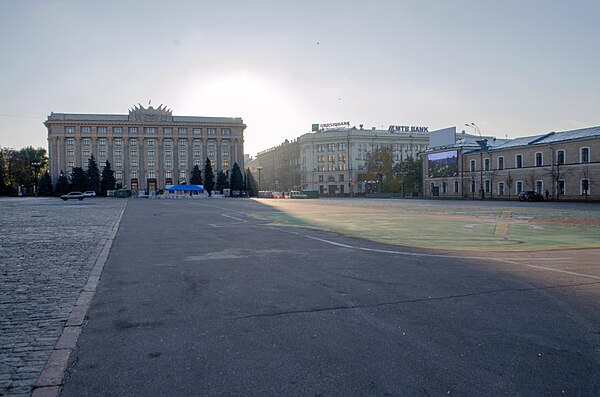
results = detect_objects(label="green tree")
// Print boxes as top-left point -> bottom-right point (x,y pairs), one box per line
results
366,147 -> 399,192
70,167 -> 87,192
394,157 -> 422,196
85,154 -> 101,193
245,168 -> 258,197
215,170 -> 229,194
38,171 -> 54,196
229,162 -> 244,194
100,160 -> 116,196
190,164 -> 203,185
54,171 -> 70,195
204,158 -> 214,196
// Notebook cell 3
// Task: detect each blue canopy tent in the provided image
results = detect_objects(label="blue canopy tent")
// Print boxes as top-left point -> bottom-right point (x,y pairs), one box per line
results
166,184 -> 205,193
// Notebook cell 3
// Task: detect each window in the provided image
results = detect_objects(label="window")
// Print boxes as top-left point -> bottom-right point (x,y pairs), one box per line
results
442,182 -> 447,193
536,180 -> 543,194
81,126 -> 91,133
470,160 -> 476,172
535,152 -> 543,167
165,171 -> 172,179
83,149 -> 91,157
193,159 -> 201,166
179,171 -> 187,181
208,128 -> 216,135
164,139 -> 172,146
148,159 -> 155,167
319,175 -> 324,182
208,140 -> 216,147
179,159 -> 187,167
339,163 -> 347,171
222,159 -> 229,169
193,139 -> 201,147
557,150 -> 565,165
193,150 -> 201,157
165,159 -> 172,167
97,127 -> 107,134
221,128 -> 230,135
147,149 -> 155,157
148,171 -> 156,179
581,147 -> 590,163
208,149 -> 216,157
454,180 -> 459,193
113,127 -> 122,134
131,159 -> 138,167
179,149 -> 186,157
164,127 -> 172,135
131,171 -> 138,179
164,150 -> 172,157
115,149 -> 122,157
317,144 -> 325,152
115,160 -> 122,167
222,140 -> 229,147
130,139 -> 137,146
68,161 -> 75,168
498,182 -> 505,196
179,139 -> 186,146
516,154 -> 523,168
497,156 -> 504,170
222,150 -> 229,157
178,128 -> 187,135
82,138 -> 91,145
339,174 -> 345,182
193,128 -> 201,135
114,138 -> 122,146
98,138 -> 106,146
66,138 -> 75,145
147,139 -> 155,146
65,126 -> 75,134
485,179 -> 490,193
338,142 -> 346,150
484,158 -> 490,171
129,127 -> 138,134
338,153 -> 346,161
115,171 -> 122,179
317,155 -> 325,162
516,181 -> 523,194
581,179 -> 590,195
328,154 -> 335,162
145,127 -> 155,134
67,149 -> 74,157
470,180 -> 476,193
557,180 -> 565,195
130,149 -> 138,156
99,149 -> 107,157
327,143 -> 335,151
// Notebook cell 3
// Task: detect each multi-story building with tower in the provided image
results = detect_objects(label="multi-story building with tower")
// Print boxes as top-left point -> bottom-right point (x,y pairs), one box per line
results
45,104 -> 245,192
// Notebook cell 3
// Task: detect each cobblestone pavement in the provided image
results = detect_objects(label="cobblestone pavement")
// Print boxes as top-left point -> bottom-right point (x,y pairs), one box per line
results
0,197 -> 126,397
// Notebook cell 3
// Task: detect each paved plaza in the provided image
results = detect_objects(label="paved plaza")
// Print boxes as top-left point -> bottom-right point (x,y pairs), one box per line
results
1,197 -> 599,396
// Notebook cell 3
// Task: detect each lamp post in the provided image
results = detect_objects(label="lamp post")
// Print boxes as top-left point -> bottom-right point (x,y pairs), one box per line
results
31,162 -> 40,196
465,123 -> 486,200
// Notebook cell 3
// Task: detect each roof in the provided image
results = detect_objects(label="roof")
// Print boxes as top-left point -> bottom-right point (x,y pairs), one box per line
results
485,125 -> 600,152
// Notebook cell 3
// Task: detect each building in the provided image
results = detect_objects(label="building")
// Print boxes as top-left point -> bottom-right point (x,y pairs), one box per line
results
298,125 -> 429,195
255,124 -> 430,195
45,104 -> 245,192
423,125 -> 600,200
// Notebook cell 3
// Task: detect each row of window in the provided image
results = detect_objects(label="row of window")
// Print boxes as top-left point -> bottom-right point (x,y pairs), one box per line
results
468,148 -> 591,171
435,179 -> 591,195
312,142 -> 426,153
65,126 -> 231,135
68,138 -> 228,147
66,149 -> 226,158
67,160 -> 229,179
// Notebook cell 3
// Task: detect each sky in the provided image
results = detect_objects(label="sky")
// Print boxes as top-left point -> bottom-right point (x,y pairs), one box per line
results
1,0 -> 599,156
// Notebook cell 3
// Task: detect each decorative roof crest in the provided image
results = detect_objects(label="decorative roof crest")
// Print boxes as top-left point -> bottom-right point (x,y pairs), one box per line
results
128,103 -> 173,122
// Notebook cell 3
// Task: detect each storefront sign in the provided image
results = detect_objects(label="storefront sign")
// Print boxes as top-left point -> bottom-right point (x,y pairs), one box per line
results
313,121 -> 350,131
388,125 -> 429,133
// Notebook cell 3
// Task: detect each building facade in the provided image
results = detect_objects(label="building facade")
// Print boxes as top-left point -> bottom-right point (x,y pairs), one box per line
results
45,105 -> 245,191
255,139 -> 301,192
423,126 -> 600,200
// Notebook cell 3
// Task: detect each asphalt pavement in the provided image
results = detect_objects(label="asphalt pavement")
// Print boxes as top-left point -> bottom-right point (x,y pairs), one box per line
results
60,198 -> 600,396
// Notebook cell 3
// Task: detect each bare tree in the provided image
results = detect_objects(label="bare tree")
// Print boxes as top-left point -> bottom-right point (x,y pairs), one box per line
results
505,171 -> 514,198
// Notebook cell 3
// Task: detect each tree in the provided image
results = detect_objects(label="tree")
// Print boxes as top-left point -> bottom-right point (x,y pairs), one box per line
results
505,171 -> 514,198
245,168 -> 258,197
215,170 -> 229,194
100,160 -> 116,196
54,171 -> 70,195
229,162 -> 244,195
190,165 -> 203,185
85,155 -> 101,193
203,158 -> 214,196
38,171 -> 54,196
70,167 -> 87,192
0,148 -> 7,195
393,157 -> 422,197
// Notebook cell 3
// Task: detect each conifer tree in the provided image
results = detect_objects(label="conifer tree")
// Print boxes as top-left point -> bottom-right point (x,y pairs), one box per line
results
215,170 -> 229,194
54,171 -> 70,195
190,165 -> 203,185
70,167 -> 87,192
203,158 -> 214,196
85,154 -> 101,193
246,168 -> 259,197
38,171 -> 53,196
229,162 -> 244,194
100,160 -> 116,196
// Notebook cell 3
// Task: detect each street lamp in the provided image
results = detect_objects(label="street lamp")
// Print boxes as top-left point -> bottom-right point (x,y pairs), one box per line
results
31,162 -> 40,196
465,123 -> 486,200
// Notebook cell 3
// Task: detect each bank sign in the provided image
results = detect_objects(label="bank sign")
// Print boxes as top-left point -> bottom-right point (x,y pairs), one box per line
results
388,125 -> 429,133
312,121 -> 350,131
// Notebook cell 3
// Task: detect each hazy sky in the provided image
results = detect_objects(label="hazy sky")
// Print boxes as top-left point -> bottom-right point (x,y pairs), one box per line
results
1,0 -> 599,156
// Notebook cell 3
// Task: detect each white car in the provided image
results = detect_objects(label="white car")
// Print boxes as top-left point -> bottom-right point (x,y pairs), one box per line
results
83,191 -> 97,197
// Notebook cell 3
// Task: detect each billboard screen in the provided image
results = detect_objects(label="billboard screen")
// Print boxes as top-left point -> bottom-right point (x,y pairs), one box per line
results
428,150 -> 458,178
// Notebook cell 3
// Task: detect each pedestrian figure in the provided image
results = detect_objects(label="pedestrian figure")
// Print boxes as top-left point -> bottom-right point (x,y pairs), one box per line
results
544,189 -> 549,200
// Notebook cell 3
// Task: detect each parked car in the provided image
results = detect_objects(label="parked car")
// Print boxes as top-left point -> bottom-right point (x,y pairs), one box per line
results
61,192 -> 84,201
289,190 -> 308,199
83,191 -> 96,197
518,190 -> 544,202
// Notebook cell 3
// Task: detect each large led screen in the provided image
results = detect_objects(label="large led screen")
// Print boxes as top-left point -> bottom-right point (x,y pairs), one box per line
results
428,150 -> 458,178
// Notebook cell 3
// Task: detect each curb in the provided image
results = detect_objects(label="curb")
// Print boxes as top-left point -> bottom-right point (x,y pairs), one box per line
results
31,201 -> 128,397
